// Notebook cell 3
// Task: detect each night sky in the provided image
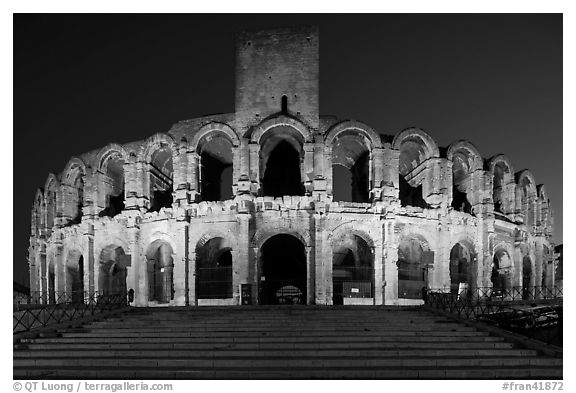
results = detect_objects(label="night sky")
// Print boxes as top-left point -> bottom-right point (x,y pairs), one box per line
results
13,14 -> 562,286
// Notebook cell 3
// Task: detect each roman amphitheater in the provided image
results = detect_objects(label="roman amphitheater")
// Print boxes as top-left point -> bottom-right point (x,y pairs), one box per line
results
27,26 -> 555,307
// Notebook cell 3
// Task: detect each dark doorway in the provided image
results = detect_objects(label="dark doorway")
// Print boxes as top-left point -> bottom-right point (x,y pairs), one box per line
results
68,255 -> 84,304
196,237 -> 233,299
397,238 -> 434,300
262,141 -> 304,197
332,235 -> 373,305
449,243 -> 471,297
259,234 -> 307,305
147,242 -> 174,303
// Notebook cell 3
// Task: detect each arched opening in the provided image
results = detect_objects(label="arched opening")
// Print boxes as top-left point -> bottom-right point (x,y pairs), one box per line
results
331,133 -> 371,203
259,234 -> 306,305
399,175 -> 427,208
196,237 -> 233,299
98,245 -> 128,297
451,153 -> 473,214
99,155 -> 125,218
492,162 -> 509,214
148,146 -> 173,212
281,95 -> 288,114
66,253 -> 84,304
45,181 -> 58,230
522,256 -> 533,299
449,243 -> 474,297
262,141 -> 303,197
397,138 -> 432,209
146,241 -> 174,303
199,136 -> 233,201
332,234 -> 374,305
491,249 -> 512,296
397,237 -> 434,300
69,176 -> 84,224
260,126 -> 304,197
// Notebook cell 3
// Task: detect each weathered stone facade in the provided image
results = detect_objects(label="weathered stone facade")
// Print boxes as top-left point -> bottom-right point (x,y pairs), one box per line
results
27,26 -> 555,307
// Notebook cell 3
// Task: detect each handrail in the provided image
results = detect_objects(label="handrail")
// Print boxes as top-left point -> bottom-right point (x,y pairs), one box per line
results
13,291 -> 127,334
425,286 -> 562,346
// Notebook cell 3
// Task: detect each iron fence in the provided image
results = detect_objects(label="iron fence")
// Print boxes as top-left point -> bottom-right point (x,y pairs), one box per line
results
259,279 -> 306,305
425,286 -> 563,346
196,266 -> 233,299
13,291 -> 127,334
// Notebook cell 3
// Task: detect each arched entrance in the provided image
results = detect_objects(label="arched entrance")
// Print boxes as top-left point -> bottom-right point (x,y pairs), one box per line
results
332,234 -> 374,305
196,237 -> 233,299
397,237 -> 434,300
449,242 -> 475,297
98,245 -> 128,297
146,240 -> 174,303
259,234 -> 306,305
66,252 -> 84,304
491,249 -> 512,296
259,125 -> 305,198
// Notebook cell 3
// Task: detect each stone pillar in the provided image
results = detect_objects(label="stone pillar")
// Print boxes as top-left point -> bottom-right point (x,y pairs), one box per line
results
126,226 -> 141,304
382,146 -> 399,202
236,215 -> 251,304
187,251 -> 197,306
372,148 -> 385,202
173,224 -> 187,306
135,161 -> 149,210
383,219 -> 399,305
250,247 -> 260,304
54,242 -> 66,301
305,246 -> 315,305
325,146 -> 333,196
314,213 -> 326,304
137,243 -> 149,306
312,139 -> 327,198
187,151 -> 199,202
249,143 -> 260,196
373,244 -> 384,305
173,145 -> 189,207
303,143 -> 315,195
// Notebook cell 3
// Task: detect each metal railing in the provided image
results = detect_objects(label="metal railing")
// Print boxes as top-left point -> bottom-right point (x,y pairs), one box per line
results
13,291 -> 128,334
425,286 -> 563,346
196,266 -> 233,299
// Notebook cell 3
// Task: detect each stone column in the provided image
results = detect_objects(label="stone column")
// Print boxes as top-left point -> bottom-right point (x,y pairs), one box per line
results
325,146 -> 333,196
305,246 -> 315,305
249,143 -> 260,196
303,143 -> 315,195
187,151 -> 199,202
250,246 -> 260,304
236,215 -> 251,304
172,224 -> 187,306
126,226 -> 141,305
314,213 -> 326,304
372,147 -> 385,201
54,242 -> 66,302
383,219 -> 399,305
373,244 -> 384,305
173,146 -> 189,207
187,251 -> 197,306
382,146 -> 399,202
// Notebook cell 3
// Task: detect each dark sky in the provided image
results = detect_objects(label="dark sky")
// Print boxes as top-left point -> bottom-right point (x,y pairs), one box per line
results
13,14 -> 562,286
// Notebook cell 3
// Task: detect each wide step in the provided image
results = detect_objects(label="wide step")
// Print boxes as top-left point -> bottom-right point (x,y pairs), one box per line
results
14,306 -> 562,379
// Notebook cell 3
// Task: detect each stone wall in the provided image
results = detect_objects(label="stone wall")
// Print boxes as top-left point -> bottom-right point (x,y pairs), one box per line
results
27,26 -> 555,307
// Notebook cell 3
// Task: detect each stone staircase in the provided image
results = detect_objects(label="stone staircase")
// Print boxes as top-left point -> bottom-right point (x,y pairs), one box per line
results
13,306 -> 562,379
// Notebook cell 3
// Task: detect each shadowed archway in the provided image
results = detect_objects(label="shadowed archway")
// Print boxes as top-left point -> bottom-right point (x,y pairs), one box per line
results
259,234 -> 307,305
